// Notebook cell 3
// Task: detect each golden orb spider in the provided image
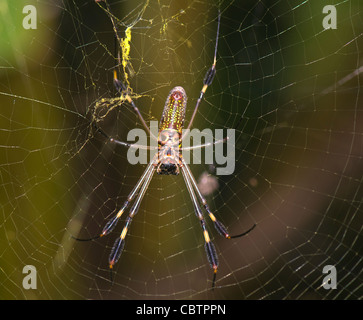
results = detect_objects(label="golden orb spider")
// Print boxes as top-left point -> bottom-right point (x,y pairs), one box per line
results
75,3 -> 256,289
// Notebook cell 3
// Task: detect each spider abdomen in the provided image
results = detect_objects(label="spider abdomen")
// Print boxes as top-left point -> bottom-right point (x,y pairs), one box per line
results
160,86 -> 187,134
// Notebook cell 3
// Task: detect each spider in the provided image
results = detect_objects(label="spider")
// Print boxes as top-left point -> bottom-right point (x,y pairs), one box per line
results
75,3 -> 256,289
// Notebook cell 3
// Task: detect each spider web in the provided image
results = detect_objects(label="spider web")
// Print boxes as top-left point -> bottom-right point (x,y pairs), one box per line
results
0,0 -> 362,300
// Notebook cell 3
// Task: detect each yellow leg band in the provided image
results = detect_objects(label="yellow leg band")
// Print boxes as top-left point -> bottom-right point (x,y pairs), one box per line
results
120,227 -> 128,240
204,230 -> 210,243
116,208 -> 124,219
209,213 -> 216,222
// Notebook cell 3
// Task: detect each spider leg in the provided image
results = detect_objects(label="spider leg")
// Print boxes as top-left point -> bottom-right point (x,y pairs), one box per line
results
113,71 -> 158,141
180,135 -> 228,151
92,121 -> 157,150
180,162 -> 218,289
180,157 -> 256,238
108,161 -> 155,277
182,11 -> 221,140
96,0 -> 157,141
72,156 -> 157,242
